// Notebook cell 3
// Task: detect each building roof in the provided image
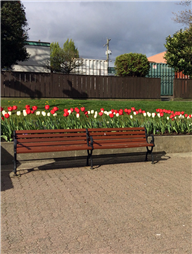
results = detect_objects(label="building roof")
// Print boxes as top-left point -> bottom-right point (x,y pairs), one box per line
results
147,51 -> 167,63
25,41 -> 50,47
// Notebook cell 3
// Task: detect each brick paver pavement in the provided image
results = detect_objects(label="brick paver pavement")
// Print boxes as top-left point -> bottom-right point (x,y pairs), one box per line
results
1,152 -> 192,254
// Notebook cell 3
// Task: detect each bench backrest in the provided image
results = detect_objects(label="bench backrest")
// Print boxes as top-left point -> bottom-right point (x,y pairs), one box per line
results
87,127 -> 147,144
15,128 -> 89,147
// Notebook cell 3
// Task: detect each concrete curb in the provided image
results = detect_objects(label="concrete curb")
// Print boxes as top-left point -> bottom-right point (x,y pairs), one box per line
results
1,135 -> 192,165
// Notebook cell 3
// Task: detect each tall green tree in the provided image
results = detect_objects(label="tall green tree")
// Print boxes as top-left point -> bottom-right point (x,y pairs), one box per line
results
164,26 -> 192,78
1,1 -> 30,69
114,53 -> 150,77
49,39 -> 82,74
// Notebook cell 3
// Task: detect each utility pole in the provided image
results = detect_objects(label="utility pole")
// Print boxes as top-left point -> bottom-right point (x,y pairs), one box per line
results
103,38 -> 111,74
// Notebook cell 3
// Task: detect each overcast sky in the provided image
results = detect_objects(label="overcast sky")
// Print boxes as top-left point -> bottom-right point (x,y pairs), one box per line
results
22,0 -> 190,66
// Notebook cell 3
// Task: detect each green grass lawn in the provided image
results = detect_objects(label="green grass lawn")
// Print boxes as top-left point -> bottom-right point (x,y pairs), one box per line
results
1,98 -> 192,114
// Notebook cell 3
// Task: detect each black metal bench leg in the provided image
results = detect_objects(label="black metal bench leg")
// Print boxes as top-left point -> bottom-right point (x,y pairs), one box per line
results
146,147 -> 154,164
86,150 -> 93,169
13,150 -> 17,176
13,133 -> 17,176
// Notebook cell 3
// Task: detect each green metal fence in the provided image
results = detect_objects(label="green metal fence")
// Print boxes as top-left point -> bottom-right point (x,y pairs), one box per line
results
146,63 -> 175,96
108,63 -> 175,96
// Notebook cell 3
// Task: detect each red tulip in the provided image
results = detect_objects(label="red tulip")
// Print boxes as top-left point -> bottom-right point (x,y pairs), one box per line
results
31,110 -> 34,114
100,108 -> 104,112
53,107 -> 58,111
84,111 -> 88,115
81,107 -> 85,112
7,106 -> 13,111
45,105 -> 50,110
12,105 -> 17,110
1,116 -> 4,121
111,109 -> 114,113
124,109 -> 128,113
188,114 -> 191,118
50,109 -> 55,114
4,113 -> 9,119
181,111 -> 184,115
119,110 -> 123,115
63,112 -> 69,117
135,111 -> 139,115
70,108 -> 74,113
32,106 -> 37,111
160,112 -> 164,117
109,113 -> 114,118
156,108 -> 160,113
131,107 -> 136,111
75,107 -> 79,113
185,114 -> 188,117
25,105 -> 30,109
99,112 -> 103,116
64,108 -> 68,113
0,107 -> 3,112
26,109 -> 31,114
114,110 -> 118,114
138,109 -> 142,113
142,110 -> 146,114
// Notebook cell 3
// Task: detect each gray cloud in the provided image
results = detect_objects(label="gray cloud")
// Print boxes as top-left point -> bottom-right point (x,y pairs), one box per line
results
23,1 -> 188,66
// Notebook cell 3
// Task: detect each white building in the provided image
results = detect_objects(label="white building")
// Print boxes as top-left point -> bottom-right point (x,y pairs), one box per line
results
71,58 -> 108,76
12,41 -> 50,73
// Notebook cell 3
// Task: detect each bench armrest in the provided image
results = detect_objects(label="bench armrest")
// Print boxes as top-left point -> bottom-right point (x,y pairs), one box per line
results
86,129 -> 93,149
146,134 -> 155,146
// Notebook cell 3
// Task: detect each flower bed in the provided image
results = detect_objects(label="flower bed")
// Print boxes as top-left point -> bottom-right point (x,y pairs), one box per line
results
1,104 -> 192,142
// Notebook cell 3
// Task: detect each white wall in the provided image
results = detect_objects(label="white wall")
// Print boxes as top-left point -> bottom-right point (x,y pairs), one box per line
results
12,43 -> 50,73
71,59 -> 108,75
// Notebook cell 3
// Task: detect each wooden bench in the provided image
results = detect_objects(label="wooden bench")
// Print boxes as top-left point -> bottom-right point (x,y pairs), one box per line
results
13,127 -> 154,175
86,127 -> 155,166
13,128 -> 93,175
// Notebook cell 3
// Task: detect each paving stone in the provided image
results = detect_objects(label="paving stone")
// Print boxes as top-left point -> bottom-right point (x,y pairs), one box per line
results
1,153 -> 192,254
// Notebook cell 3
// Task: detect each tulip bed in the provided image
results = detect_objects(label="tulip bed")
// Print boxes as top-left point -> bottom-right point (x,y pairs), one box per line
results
1,102 -> 192,142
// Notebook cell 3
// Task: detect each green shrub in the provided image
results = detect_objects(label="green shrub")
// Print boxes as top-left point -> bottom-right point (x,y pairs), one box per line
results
114,53 -> 150,77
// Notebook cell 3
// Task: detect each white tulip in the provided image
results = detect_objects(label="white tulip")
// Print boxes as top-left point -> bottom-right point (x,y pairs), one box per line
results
23,112 -> 27,116
94,115 -> 97,118
53,113 -> 57,116
91,110 -> 94,114
152,113 -> 156,118
8,111 -> 11,115
42,111 -> 46,116
157,113 -> 160,118
88,111 -> 90,115
23,110 -> 26,114
143,113 -> 146,117
76,113 -> 80,118
2,110 -> 6,115
47,113 -> 50,116
116,113 -> 119,117
167,117 -> 169,120
68,110 -> 71,114
36,111 -> 40,115
17,111 -> 21,116
130,115 -> 133,119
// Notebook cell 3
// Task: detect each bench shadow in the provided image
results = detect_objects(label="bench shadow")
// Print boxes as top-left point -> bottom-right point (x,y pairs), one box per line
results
17,151 -> 169,175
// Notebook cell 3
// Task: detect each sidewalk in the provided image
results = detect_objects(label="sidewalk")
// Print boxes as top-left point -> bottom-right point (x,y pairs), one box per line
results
1,152 -> 192,254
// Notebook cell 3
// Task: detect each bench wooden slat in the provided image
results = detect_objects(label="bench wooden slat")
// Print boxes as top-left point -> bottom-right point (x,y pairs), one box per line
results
87,127 -> 145,132
16,132 -> 86,139
15,128 -> 87,134
17,140 -> 88,148
17,144 -> 92,154
16,136 -> 88,143
92,142 -> 153,149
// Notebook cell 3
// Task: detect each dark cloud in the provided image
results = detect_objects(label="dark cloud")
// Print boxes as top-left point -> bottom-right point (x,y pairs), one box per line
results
23,1 -> 187,66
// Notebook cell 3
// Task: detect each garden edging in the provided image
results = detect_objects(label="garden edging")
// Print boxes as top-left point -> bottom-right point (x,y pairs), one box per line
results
1,135 -> 192,165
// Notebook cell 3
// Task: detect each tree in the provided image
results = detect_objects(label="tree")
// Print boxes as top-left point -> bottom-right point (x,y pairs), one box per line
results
49,39 -> 83,74
114,53 -> 150,77
1,1 -> 30,69
172,1 -> 192,27
164,26 -> 192,78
